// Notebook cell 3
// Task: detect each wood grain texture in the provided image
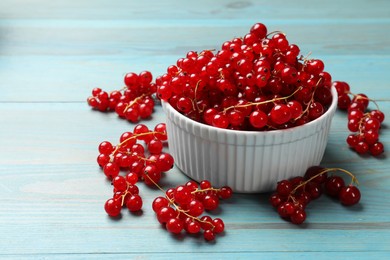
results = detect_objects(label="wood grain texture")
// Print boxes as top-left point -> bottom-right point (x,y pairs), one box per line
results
0,0 -> 389,259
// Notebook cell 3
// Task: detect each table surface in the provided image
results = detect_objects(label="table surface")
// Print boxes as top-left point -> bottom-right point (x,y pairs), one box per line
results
1,0 -> 389,259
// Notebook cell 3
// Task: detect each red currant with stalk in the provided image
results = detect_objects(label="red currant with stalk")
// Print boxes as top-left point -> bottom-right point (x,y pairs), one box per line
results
147,175 -> 233,241
87,70 -> 156,123
333,81 -> 385,156
99,123 -> 175,217
270,166 -> 361,224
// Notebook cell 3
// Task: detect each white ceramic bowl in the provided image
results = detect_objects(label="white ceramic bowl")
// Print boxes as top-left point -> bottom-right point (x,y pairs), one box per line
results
162,87 -> 338,193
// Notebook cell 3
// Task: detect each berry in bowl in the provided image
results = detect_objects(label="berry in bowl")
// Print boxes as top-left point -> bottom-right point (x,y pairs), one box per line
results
157,23 -> 338,193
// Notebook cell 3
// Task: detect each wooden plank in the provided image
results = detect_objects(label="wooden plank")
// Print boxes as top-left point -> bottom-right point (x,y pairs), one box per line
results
1,20 -> 389,56
0,0 -> 389,20
1,252 -> 390,260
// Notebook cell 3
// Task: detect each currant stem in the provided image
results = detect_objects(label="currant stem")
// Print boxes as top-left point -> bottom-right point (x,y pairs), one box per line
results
223,86 -> 302,113
194,80 -> 203,112
347,91 -> 380,111
120,183 -> 134,206
144,173 -> 166,193
301,51 -> 313,62
293,87 -> 316,121
111,131 -> 166,155
290,167 -> 359,196
266,30 -> 286,37
191,187 -> 220,195
124,94 -> 147,110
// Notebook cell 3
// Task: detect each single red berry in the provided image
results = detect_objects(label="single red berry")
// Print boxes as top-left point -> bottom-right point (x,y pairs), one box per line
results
166,218 -> 184,234
219,186 -> 233,199
290,209 -> 307,225
185,221 -> 201,234
112,176 -> 127,192
370,142 -> 384,156
355,141 -> 369,154
174,185 -> 193,206
156,206 -> 176,224
104,198 -> 122,217
187,200 -> 204,217
126,172 -> 138,185
339,185 -> 361,206
103,162 -> 120,179
337,94 -> 351,110
287,100 -> 303,119
212,218 -> 225,234
276,180 -> 293,197
91,87 -> 102,96
305,59 -> 324,74
124,72 -> 139,88
308,101 -> 324,120
185,180 -> 199,192
203,194 -> 219,211
249,110 -> 268,128
270,104 -> 291,125
346,134 -> 358,148
304,166 -> 327,184
200,180 -> 212,189
152,196 -> 170,213
156,153 -> 174,172
143,166 -> 161,186
203,229 -> 216,241
370,110 -> 385,123
97,154 -> 110,167
269,193 -> 284,208
126,194 -> 143,212
352,93 -> 369,109
277,202 -> 296,218
147,139 -> 163,154
212,113 -> 229,129
98,141 -> 114,155
126,184 -> 139,196
324,176 -> 345,197
154,123 -> 168,141
306,182 -> 322,200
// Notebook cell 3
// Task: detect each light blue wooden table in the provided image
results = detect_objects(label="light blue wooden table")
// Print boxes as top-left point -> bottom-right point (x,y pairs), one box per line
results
0,0 -> 389,259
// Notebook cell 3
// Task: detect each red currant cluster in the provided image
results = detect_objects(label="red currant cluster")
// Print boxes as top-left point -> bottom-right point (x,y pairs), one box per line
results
97,123 -> 172,181
156,23 -> 333,130
87,71 -> 156,122
269,166 -> 361,224
333,81 -> 385,156
104,178 -> 142,217
98,123 -> 175,216
152,180 -> 233,241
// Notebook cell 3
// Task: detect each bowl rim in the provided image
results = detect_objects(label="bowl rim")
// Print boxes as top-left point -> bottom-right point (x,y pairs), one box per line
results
162,86 -> 338,138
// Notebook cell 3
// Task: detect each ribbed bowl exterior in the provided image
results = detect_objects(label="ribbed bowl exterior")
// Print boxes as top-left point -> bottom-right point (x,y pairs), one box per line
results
162,87 -> 338,193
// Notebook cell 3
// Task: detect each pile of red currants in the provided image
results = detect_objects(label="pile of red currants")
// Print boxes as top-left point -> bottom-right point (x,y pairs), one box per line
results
269,166 -> 361,224
87,71 -> 156,122
155,23 -> 334,131
152,180 -> 232,241
333,81 -> 385,156
98,123 -> 174,216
